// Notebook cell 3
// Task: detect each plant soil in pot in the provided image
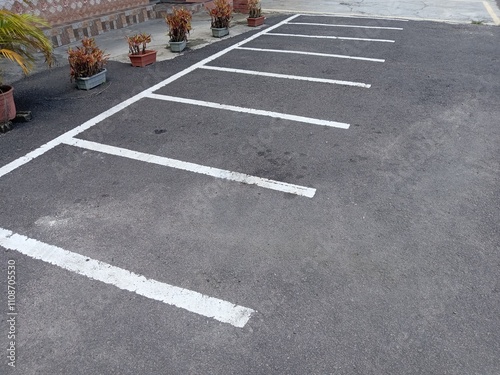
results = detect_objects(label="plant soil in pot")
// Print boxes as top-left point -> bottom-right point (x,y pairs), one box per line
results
0,85 -> 16,123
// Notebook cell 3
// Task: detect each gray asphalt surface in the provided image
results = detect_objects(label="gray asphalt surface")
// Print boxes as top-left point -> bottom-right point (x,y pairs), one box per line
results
1,14 -> 499,374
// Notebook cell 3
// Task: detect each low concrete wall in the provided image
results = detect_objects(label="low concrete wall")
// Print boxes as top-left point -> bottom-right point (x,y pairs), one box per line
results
47,4 -> 157,47
0,0 -> 240,48
0,0 -> 150,26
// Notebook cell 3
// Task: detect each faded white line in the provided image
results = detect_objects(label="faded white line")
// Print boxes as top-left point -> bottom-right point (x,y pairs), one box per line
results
0,14 -> 302,180
483,1 -> 500,25
288,22 -> 404,30
264,9 -> 488,25
200,65 -> 371,88
0,227 -> 255,327
236,46 -> 385,63
263,9 -> 409,21
266,32 -> 395,43
146,93 -> 350,129
296,13 -> 409,21
62,138 -> 317,198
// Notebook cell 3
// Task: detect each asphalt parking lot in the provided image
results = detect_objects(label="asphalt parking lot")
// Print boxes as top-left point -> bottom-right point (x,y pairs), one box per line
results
1,13 -> 499,374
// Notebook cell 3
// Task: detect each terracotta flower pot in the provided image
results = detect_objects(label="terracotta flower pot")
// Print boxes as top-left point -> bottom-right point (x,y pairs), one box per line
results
247,16 -> 265,27
128,50 -> 157,67
0,85 -> 16,123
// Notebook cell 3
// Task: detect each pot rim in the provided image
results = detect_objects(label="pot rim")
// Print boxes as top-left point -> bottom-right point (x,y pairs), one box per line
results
128,50 -> 157,57
0,85 -> 13,93
75,68 -> 107,81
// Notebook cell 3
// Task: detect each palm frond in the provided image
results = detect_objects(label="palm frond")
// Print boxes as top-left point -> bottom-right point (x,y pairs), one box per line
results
0,10 -> 54,80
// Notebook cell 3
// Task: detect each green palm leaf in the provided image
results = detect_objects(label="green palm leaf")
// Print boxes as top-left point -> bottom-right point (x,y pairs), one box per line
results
0,9 -> 54,81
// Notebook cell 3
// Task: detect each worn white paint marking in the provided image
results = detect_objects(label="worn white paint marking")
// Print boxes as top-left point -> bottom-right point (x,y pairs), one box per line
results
0,228 -> 255,328
297,13 -> 409,21
146,93 -> 350,129
263,9 -> 409,21
200,65 -> 371,88
0,14 -> 301,180
483,1 -> 500,25
266,32 -> 395,43
0,227 -> 255,327
288,22 -> 404,30
62,138 -> 317,198
236,47 -> 385,63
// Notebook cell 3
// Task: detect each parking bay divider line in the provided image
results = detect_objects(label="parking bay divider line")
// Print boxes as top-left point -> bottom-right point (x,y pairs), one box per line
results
266,32 -> 395,43
146,93 -> 351,129
0,13 -> 302,180
236,47 -> 385,63
265,10 -> 409,22
200,65 -> 371,88
287,22 -> 404,30
483,1 -> 500,25
62,137 -> 318,198
0,227 -> 255,328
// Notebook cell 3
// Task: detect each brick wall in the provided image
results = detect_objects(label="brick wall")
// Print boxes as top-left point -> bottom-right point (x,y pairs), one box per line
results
233,0 -> 248,13
0,0 -> 150,26
0,0 -> 242,47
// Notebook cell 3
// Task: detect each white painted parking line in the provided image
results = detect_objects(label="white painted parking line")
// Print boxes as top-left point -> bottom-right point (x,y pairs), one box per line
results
0,227 -> 255,327
62,138 -> 318,198
0,14 -> 302,180
236,47 -> 385,63
266,32 -> 395,43
297,13 -> 409,22
146,93 -> 351,129
263,9 -> 409,21
288,22 -> 404,30
200,65 -> 371,88
0,96 -> 142,179
483,1 -> 500,25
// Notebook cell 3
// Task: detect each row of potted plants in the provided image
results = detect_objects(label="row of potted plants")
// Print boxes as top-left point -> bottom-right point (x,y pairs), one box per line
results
68,0 -> 265,90
0,0 -> 265,120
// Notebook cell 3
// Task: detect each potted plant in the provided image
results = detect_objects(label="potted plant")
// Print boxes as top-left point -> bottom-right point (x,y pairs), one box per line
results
208,0 -> 232,38
165,7 -> 192,53
0,8 -> 53,124
247,0 -> 265,27
127,33 -> 157,67
68,37 -> 108,90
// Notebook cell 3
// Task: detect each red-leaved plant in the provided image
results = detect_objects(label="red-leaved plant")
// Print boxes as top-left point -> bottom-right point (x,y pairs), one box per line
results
127,33 -> 152,55
208,0 -> 232,29
248,0 -> 262,18
67,37 -> 108,80
166,7 -> 192,43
